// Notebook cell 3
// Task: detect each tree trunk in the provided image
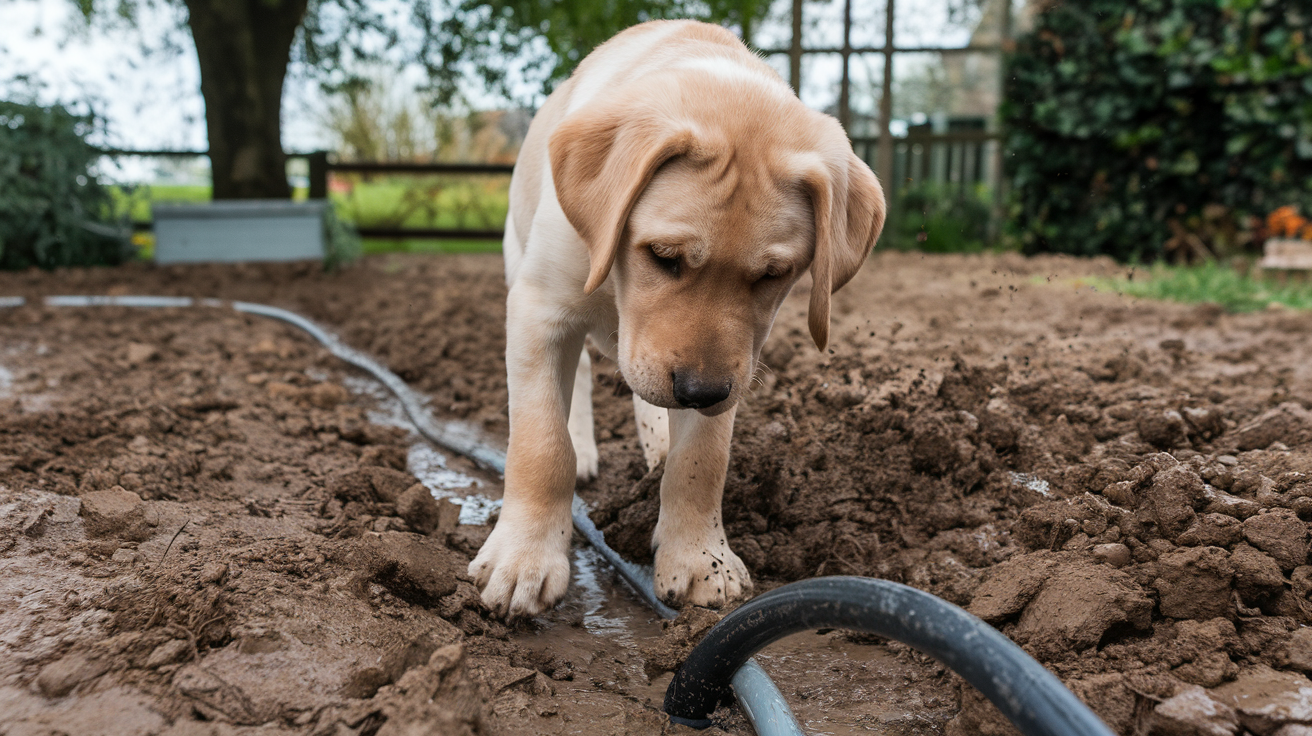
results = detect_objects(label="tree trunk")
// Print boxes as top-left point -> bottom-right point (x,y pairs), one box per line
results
184,0 -> 307,200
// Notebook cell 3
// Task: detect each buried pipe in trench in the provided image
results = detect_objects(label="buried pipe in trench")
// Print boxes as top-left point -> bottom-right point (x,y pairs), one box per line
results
8,295 -> 1115,736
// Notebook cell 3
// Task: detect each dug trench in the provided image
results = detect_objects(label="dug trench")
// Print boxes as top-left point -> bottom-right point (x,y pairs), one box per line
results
2,251 -> 1312,735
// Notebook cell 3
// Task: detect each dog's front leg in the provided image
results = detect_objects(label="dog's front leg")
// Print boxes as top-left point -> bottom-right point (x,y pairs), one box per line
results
652,406 -> 752,608
469,284 -> 584,618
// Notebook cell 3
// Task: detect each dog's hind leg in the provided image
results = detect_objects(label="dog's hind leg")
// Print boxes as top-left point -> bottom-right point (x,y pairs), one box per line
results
632,395 -> 670,471
568,347 -> 599,481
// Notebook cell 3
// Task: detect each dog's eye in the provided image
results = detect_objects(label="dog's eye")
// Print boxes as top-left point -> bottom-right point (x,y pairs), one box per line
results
755,265 -> 788,284
649,245 -> 680,276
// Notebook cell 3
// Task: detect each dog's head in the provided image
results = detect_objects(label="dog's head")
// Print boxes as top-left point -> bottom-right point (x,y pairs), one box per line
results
550,74 -> 884,413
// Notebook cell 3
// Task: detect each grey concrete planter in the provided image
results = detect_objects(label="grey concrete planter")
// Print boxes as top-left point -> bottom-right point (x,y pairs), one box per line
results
153,201 -> 330,264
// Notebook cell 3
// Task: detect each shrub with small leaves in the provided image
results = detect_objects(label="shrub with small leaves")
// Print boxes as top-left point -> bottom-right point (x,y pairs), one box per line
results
0,100 -> 126,269
1004,0 -> 1312,262
888,183 -> 992,253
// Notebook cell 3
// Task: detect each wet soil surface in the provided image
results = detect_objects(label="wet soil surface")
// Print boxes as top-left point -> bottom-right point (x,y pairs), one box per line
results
2,251 -> 1312,735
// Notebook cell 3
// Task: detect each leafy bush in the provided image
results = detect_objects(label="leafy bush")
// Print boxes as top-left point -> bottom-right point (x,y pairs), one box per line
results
1003,0 -> 1312,262
0,100 -> 126,269
322,203 -> 362,271
886,184 -> 992,253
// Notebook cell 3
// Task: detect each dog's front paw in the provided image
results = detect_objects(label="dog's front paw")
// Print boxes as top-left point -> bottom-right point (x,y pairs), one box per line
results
575,442 -> 599,482
653,534 -> 752,608
468,517 -> 571,619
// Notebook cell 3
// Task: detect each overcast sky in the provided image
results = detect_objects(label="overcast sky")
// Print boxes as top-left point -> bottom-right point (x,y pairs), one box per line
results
0,0 -> 983,155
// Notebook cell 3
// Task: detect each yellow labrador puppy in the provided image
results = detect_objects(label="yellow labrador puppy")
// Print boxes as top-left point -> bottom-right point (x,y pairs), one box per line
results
470,20 -> 885,618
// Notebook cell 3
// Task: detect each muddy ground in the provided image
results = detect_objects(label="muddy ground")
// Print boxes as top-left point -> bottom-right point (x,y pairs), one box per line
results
2,251 -> 1312,736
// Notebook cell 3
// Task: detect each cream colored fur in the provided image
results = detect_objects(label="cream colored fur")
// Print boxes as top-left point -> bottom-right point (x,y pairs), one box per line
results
470,20 -> 885,618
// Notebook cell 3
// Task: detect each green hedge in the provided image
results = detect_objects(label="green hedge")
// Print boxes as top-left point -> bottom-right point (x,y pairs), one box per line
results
1003,0 -> 1312,262
0,100 -> 126,270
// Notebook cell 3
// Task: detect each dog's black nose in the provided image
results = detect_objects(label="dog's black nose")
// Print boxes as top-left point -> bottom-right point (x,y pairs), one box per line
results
672,370 -> 732,409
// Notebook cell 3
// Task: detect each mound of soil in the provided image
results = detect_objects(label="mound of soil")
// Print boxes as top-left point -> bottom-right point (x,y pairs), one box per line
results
4,251 -> 1312,735
0,266 -> 666,736
587,253 -> 1312,735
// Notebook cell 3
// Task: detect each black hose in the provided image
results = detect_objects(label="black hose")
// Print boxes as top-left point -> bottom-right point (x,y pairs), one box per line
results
664,576 -> 1115,736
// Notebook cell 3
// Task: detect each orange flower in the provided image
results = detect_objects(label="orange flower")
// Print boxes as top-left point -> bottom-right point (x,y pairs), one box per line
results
1290,216 -> 1310,238
1268,206 -> 1307,238
1268,206 -> 1294,233
1302,223 -> 1312,242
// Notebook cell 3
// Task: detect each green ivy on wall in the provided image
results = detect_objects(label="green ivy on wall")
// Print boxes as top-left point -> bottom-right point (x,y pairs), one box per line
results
1003,0 -> 1312,262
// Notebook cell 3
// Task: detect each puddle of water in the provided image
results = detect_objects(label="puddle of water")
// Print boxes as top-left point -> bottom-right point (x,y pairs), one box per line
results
751,633 -> 950,735
341,374 -> 500,525
407,444 -> 498,525
513,545 -> 668,706
571,546 -> 643,644
0,364 -> 12,398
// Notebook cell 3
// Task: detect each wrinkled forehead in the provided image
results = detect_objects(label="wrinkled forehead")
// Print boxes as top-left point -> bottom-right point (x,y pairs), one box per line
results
626,156 -> 814,255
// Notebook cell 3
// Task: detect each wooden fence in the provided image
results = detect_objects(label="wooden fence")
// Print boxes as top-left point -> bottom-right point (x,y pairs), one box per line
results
851,129 -> 999,200
101,133 -> 997,242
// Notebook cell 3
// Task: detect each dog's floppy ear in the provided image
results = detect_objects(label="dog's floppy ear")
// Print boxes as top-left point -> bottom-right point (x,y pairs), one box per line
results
550,103 -> 696,294
800,151 -> 886,351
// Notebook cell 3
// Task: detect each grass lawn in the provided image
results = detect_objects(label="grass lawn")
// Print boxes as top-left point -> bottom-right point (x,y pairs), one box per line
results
362,238 -> 501,255
112,177 -> 507,257
110,184 -> 212,223
332,176 -> 509,233
1086,260 -> 1312,312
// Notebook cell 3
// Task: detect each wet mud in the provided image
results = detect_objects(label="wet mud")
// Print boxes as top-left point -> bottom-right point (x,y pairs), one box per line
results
3,251 -> 1312,735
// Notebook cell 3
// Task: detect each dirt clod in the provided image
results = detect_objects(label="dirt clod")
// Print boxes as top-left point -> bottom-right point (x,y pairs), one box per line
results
1147,464 -> 1207,540
78,487 -> 148,540
355,531 -> 466,605
1212,665 -> 1312,735
1284,629 -> 1312,673
1179,514 -> 1244,548
1234,403 -> 1312,452
198,561 -> 229,586
1092,543 -> 1132,567
126,342 -> 158,366
1013,562 -> 1152,656
144,639 -> 192,668
641,606 -> 724,678
1155,547 -> 1236,620
969,554 -> 1058,623
1230,544 -> 1286,607
1242,509 -> 1310,571
396,483 -> 444,534
36,653 -> 111,698
1152,685 -> 1240,736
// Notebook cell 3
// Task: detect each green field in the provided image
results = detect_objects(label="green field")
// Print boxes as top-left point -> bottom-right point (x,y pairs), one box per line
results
114,176 -> 507,257
1086,261 -> 1312,312
360,237 -> 501,254
336,176 -> 506,255
111,184 -> 211,223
